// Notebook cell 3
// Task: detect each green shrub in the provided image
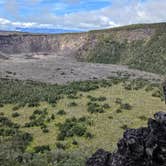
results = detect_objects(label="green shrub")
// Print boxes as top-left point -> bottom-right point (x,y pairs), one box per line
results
123,82 -> 132,90
12,112 -> 20,118
120,103 -> 132,110
116,109 -> 122,113
87,95 -> 106,102
57,110 -> 66,115
108,116 -> 113,119
87,96 -> 97,101
87,102 -> 105,113
51,114 -> 55,120
12,105 -> 20,111
34,145 -> 50,153
68,102 -> 78,107
21,132 -> 33,143
28,101 -> 40,107
87,105 -> 104,113
102,103 -> 110,109
29,114 -> 36,120
72,140 -> 78,145
56,142 -> 66,150
98,96 -> 106,101
78,116 -> 87,122
42,127 -> 49,133
34,109 -> 43,115
85,132 -> 94,139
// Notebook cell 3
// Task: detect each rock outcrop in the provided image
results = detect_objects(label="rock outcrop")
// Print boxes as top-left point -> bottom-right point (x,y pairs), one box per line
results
87,111 -> 166,166
0,33 -> 93,55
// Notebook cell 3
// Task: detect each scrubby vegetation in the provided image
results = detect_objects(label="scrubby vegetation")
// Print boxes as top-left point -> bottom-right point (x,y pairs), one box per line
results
0,77 -> 165,165
57,117 -> 90,140
86,23 -> 166,74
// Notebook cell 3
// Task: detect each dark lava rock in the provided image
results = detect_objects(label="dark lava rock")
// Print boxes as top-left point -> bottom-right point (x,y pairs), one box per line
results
86,149 -> 111,166
86,111 -> 166,166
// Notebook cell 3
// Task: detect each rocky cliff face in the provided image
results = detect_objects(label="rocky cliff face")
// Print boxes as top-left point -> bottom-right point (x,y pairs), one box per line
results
0,23 -> 159,56
86,111 -> 166,166
0,32 -> 94,55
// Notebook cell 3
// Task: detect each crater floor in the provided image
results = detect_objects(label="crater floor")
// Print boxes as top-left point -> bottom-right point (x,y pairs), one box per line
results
0,54 -> 162,84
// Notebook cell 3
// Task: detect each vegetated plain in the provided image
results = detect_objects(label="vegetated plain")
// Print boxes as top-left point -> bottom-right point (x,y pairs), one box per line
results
0,77 -> 165,165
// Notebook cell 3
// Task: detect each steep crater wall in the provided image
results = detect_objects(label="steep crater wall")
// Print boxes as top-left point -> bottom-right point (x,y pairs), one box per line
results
0,23 -> 157,56
0,33 -> 94,55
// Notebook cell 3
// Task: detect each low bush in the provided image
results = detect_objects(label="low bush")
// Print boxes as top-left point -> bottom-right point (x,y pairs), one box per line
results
12,112 -> 20,118
42,127 -> 49,133
56,142 -> 66,150
120,103 -> 132,110
51,114 -> 55,120
28,101 -> 40,107
102,103 -> 110,109
57,110 -> 66,115
0,116 -> 19,128
87,102 -> 105,113
123,82 -> 132,90
72,140 -> 78,145
0,103 -> 4,107
85,132 -> 94,139
0,128 -> 16,136
34,109 -> 43,115
29,114 -> 36,120
68,102 -> 78,107
98,96 -> 106,102
34,145 -> 50,153
87,95 -> 106,102
116,109 -> 122,113
87,105 -> 104,114
108,116 -> 113,119
12,105 -> 20,111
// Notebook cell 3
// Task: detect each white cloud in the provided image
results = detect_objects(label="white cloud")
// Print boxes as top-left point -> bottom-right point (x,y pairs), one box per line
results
0,0 -> 165,30
25,0 -> 166,30
0,18 -> 53,30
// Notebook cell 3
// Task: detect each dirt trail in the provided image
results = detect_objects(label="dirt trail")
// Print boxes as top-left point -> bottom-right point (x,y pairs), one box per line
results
0,54 -> 162,84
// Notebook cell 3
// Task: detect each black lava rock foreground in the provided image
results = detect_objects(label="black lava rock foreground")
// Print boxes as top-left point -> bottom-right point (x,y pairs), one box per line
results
86,112 -> 166,166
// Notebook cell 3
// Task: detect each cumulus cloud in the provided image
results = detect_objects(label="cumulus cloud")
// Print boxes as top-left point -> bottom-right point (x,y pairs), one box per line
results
0,0 -> 165,30
0,18 -> 53,30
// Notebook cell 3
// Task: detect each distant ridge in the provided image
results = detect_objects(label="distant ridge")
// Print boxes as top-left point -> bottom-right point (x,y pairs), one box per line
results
15,27 -> 83,34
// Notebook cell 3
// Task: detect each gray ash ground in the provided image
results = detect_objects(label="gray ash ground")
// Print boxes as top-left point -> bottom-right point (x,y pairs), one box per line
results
0,54 -> 162,84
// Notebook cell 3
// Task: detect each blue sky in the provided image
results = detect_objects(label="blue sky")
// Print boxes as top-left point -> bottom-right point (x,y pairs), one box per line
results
0,0 -> 165,31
